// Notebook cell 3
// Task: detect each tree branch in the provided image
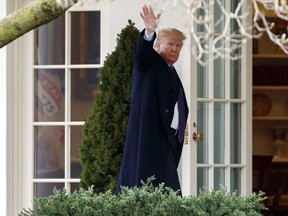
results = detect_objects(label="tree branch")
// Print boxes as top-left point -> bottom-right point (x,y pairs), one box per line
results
0,0 -> 78,48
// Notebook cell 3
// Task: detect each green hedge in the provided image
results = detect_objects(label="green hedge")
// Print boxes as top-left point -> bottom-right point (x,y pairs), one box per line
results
19,177 -> 266,216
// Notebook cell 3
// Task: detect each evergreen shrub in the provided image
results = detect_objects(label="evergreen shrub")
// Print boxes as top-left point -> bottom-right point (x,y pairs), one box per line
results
78,20 -> 140,193
19,177 -> 266,216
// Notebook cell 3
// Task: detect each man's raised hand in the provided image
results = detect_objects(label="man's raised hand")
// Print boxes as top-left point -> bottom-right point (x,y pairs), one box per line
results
140,4 -> 161,34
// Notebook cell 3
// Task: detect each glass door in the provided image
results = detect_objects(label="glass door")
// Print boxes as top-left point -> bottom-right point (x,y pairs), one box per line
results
181,0 -> 252,196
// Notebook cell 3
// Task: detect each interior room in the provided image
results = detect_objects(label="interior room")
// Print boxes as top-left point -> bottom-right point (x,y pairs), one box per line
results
253,18 -> 288,215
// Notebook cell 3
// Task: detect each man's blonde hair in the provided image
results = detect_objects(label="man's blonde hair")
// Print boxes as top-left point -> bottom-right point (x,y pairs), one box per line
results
154,28 -> 186,48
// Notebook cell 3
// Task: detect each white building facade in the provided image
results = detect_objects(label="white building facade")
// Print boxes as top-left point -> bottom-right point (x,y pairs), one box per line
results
1,0 -> 253,215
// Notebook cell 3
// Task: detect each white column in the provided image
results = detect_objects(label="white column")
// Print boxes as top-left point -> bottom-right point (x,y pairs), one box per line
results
0,0 -> 7,215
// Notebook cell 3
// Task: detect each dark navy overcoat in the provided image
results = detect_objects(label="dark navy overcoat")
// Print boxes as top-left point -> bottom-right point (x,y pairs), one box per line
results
116,29 -> 189,194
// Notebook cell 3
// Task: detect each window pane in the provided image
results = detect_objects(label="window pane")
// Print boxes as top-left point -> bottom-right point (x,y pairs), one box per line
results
71,11 -> 101,64
214,102 -> 225,164
230,59 -> 241,99
197,102 -> 209,164
71,69 -> 99,121
34,183 -> 64,198
230,168 -> 241,194
71,183 -> 81,192
71,126 -> 83,178
230,1 -> 242,34
230,103 -> 242,164
214,0 -> 224,34
197,64 -> 209,98
214,56 -> 225,99
34,69 -> 65,122
196,7 -> 206,32
214,167 -> 225,190
34,14 -> 65,65
197,167 -> 209,194
34,126 -> 65,179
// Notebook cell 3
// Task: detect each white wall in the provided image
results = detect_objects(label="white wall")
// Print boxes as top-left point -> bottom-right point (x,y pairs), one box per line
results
0,0 -> 7,214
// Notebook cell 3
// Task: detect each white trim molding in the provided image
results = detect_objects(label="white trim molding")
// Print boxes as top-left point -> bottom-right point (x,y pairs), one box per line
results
0,0 -> 8,215
6,0 -> 34,215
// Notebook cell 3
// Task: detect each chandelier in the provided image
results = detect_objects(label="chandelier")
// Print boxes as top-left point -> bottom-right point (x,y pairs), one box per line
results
150,0 -> 288,65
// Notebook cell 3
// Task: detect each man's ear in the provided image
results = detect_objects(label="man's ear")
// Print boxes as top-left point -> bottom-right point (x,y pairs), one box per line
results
154,42 -> 160,52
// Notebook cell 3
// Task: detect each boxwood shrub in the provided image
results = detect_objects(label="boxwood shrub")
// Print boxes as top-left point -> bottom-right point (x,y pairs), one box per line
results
19,177 -> 266,216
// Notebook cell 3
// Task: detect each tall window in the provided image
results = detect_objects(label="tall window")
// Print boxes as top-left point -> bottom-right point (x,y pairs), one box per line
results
33,10 -> 101,197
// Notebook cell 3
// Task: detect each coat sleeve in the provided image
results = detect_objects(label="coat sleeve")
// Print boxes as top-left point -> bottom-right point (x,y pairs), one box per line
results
134,29 -> 158,72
